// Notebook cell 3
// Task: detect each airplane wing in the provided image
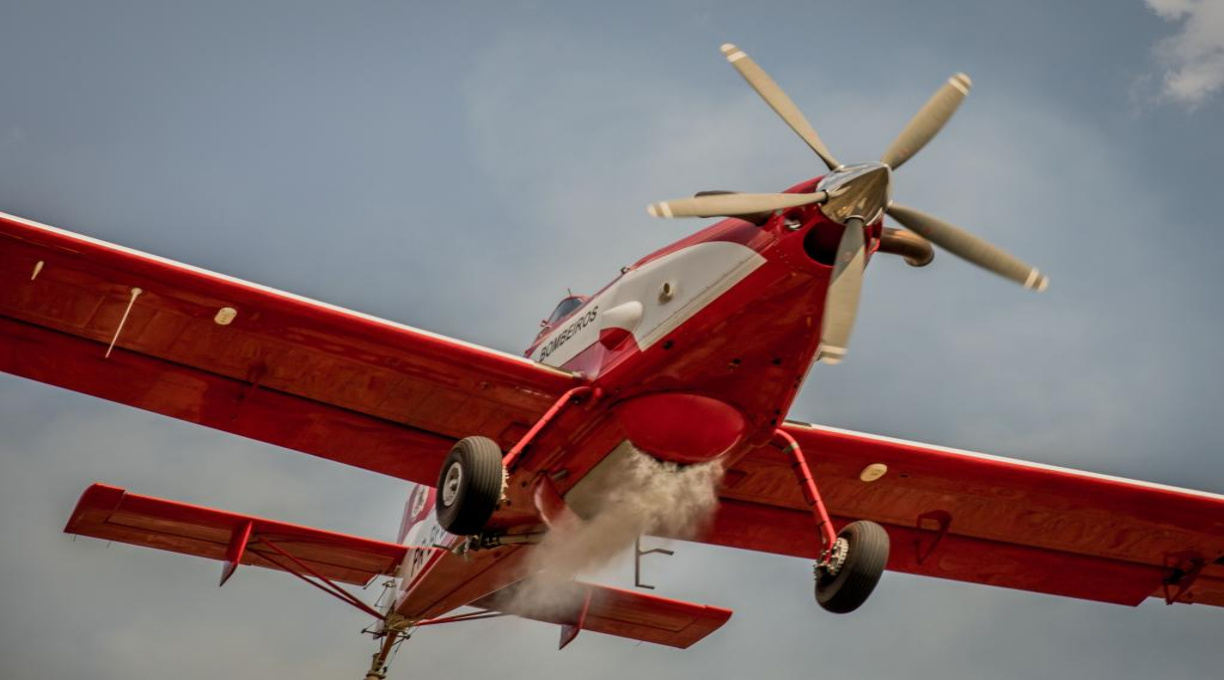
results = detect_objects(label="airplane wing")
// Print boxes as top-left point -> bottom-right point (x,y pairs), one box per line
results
0,212 -> 579,483
66,483 -> 407,585
707,421 -> 1224,608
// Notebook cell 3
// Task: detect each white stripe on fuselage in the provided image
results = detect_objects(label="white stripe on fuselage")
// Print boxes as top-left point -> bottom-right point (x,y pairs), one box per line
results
532,241 -> 767,368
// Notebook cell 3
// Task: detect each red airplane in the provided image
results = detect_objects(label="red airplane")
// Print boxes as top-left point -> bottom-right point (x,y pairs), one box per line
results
2,44 -> 1221,680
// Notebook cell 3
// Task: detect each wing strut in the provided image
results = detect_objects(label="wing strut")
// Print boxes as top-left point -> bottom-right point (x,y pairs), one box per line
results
256,537 -> 389,621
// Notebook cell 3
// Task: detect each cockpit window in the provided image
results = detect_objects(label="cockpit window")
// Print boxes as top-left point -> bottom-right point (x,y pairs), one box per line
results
547,296 -> 585,325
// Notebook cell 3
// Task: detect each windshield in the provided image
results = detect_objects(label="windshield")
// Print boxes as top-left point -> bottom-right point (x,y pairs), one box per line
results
547,296 -> 585,325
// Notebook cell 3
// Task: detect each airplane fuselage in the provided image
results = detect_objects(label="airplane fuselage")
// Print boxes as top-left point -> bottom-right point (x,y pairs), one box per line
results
526,176 -> 878,462
391,177 -> 885,620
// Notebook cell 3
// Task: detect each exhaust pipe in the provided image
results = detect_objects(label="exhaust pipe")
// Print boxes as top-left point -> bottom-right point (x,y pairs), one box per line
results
878,227 -> 934,267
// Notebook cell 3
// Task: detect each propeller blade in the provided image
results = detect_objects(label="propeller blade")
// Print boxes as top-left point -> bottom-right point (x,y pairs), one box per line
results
817,217 -> 866,365
879,73 -> 972,171
720,43 -> 841,172
887,203 -> 1048,291
647,191 -> 827,218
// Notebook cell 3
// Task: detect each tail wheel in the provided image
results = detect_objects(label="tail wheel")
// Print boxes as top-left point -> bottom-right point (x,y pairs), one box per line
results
815,520 -> 890,614
435,436 -> 504,536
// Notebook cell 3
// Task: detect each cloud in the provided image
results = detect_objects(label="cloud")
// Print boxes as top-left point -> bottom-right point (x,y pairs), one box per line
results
4,6 -> 1224,680
1145,0 -> 1224,106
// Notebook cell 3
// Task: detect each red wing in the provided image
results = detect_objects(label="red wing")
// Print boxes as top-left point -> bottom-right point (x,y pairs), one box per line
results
472,580 -> 732,649
65,483 -> 407,585
707,422 -> 1224,607
0,212 -> 579,483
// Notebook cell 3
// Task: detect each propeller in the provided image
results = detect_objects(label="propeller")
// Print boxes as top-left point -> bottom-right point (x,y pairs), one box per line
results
719,44 -> 841,172
648,190 -> 831,219
886,203 -> 1048,290
646,44 -> 1048,364
818,217 -> 866,365
879,73 -> 972,171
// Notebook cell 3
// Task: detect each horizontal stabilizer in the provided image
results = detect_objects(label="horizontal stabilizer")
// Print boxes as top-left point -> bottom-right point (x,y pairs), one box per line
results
472,580 -> 732,649
65,483 -> 407,586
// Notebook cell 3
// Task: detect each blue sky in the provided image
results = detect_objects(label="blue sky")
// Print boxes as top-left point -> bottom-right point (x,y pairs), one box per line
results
2,2 -> 1222,678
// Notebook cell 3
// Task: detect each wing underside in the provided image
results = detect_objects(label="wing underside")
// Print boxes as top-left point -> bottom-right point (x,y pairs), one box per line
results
705,422 -> 1224,607
9,212 -> 1223,610
0,212 -> 579,483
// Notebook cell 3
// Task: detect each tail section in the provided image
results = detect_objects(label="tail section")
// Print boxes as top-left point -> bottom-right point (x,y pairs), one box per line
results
472,579 -> 732,649
68,483 -> 732,650
65,483 -> 407,586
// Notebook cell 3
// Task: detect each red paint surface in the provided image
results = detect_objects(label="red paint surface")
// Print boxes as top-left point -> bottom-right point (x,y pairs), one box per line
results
65,484 -> 407,585
0,213 -> 580,483
1,195 -> 1221,655
704,424 -> 1224,607
598,326 -> 633,349
472,580 -> 732,649
614,392 -> 747,463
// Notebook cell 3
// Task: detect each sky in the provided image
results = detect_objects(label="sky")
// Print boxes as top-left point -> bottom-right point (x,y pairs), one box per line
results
1,1 -> 1223,678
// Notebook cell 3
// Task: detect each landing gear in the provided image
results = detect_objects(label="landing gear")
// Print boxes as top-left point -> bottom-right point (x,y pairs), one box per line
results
775,429 -> 890,614
814,520 -> 889,614
435,436 -> 505,535
363,619 -> 408,680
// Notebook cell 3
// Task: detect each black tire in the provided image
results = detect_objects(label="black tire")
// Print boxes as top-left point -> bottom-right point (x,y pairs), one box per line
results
815,520 -> 890,614
435,436 -> 504,536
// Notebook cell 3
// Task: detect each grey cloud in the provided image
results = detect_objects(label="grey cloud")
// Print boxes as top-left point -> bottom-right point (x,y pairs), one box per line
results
1145,0 -> 1224,106
2,2 -> 1222,680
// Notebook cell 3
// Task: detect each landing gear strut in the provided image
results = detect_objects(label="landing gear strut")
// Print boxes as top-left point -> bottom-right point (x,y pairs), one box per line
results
363,620 -> 408,680
775,429 -> 889,614
361,610 -> 510,679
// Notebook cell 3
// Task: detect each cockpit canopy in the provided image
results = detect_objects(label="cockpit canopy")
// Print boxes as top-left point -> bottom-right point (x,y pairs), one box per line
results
533,294 -> 588,345
528,293 -> 589,352
546,296 -> 585,326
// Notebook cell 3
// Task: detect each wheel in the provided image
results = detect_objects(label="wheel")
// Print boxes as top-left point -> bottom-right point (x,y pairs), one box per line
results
435,436 -> 504,535
815,520 -> 889,614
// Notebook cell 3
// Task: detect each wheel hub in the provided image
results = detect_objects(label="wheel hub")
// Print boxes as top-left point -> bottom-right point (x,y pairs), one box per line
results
817,536 -> 850,578
441,463 -> 463,507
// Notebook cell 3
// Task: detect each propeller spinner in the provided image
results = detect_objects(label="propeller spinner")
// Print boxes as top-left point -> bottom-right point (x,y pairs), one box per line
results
646,44 -> 1048,365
